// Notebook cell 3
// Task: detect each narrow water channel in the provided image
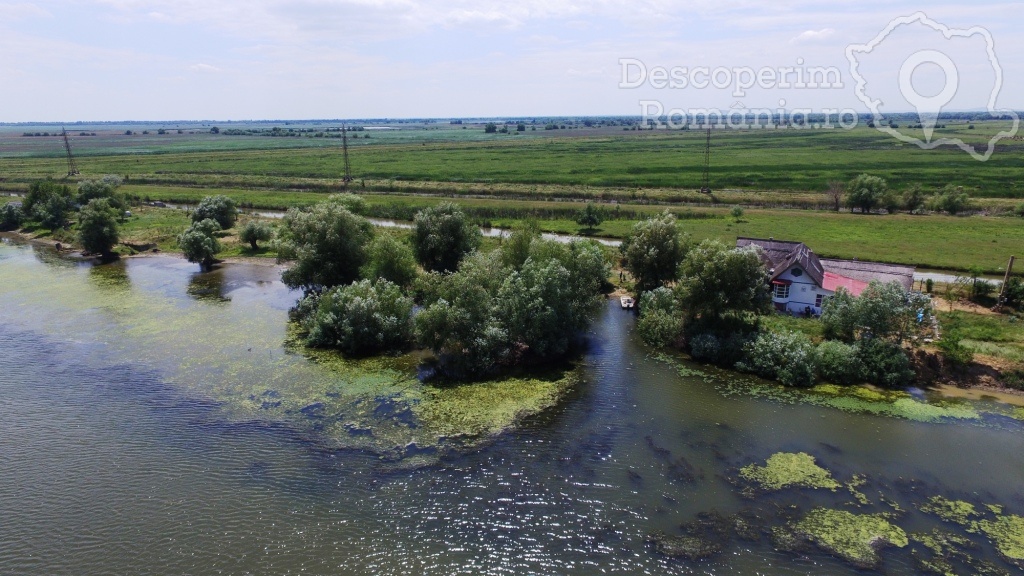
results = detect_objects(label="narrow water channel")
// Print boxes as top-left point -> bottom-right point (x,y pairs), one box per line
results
1,239 -> 1022,575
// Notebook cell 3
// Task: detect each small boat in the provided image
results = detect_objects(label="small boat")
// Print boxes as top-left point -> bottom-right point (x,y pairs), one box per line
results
620,296 -> 635,309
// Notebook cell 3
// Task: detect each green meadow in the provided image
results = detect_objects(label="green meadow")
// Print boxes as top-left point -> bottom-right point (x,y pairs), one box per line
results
2,119 -> 1022,273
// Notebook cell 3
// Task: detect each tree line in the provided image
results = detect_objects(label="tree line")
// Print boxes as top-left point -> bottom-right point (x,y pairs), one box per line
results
620,212 -> 943,388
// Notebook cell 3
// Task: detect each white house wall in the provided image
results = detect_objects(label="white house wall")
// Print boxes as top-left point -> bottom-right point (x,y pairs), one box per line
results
773,266 -> 834,315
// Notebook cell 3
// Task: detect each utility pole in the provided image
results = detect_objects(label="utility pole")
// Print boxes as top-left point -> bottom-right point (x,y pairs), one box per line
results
61,127 -> 80,177
994,255 -> 1016,312
700,126 -> 711,194
341,124 -> 353,187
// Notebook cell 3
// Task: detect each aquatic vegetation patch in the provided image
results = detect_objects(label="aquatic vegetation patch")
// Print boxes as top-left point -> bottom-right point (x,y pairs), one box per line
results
919,496 -> 980,526
912,528 -> 974,556
739,452 -> 840,492
976,514 -> 1024,565
791,508 -> 908,569
413,371 -> 578,440
1013,407 -> 1024,421
846,474 -> 869,506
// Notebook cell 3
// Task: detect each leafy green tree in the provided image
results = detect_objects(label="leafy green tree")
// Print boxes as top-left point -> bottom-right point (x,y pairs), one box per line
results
36,191 -> 75,229
575,202 -> 604,232
730,206 -> 744,222
619,211 -> 688,293
0,203 -> 23,231
324,193 -> 367,215
415,239 -> 606,378
77,198 -> 120,259
821,281 -> 932,344
77,175 -> 126,209
902,184 -> 927,214
191,195 -> 238,229
178,219 -> 221,271
277,201 -> 374,290
411,202 -> 482,273
499,220 -> 541,270
415,252 -> 510,377
239,220 -> 273,250
23,180 -> 73,224
299,279 -> 413,355
496,258 -> 578,359
846,174 -> 888,214
820,288 -> 859,341
360,233 -> 419,288
484,123 -> 498,133
676,240 -> 771,322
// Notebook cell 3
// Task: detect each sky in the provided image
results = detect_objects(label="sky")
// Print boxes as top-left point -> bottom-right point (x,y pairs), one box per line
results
1,0 -> 1022,121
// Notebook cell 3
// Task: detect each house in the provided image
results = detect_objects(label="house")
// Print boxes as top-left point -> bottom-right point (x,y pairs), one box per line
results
736,237 -> 915,316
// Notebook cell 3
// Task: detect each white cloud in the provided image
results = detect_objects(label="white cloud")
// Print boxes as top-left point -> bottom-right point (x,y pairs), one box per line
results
791,28 -> 835,43
188,63 -> 222,73
0,2 -> 50,20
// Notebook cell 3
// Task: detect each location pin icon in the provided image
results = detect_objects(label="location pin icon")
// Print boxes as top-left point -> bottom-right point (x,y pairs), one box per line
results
899,50 -> 959,143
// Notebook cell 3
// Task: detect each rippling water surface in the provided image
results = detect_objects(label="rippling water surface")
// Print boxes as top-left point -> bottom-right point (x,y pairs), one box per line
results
2,239 -> 1023,575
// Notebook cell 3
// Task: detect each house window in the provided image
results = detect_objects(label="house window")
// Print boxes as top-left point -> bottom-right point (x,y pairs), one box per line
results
791,268 -> 803,277
774,283 -> 790,299
815,294 -> 826,308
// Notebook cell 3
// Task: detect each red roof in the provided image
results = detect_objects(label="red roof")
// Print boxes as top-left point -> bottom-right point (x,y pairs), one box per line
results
822,272 -> 870,296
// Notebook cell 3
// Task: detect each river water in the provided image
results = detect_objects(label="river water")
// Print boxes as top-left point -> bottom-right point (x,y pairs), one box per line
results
1,238 -> 1023,575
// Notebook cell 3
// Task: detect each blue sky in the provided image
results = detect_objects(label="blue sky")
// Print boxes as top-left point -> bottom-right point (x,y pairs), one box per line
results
1,0 -> 1021,121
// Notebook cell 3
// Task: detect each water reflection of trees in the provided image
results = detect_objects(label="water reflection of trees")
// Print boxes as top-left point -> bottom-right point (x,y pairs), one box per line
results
30,243 -> 79,270
87,260 -> 132,294
187,268 -> 231,303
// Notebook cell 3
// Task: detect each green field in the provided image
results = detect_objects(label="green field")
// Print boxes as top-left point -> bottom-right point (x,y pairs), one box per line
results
2,119 -> 1022,273
2,121 -> 1022,198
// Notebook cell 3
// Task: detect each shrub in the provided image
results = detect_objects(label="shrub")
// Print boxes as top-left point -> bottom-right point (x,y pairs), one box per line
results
300,279 -> 413,356
1004,277 -> 1024,308
1003,370 -> 1024,391
927,186 -> 971,215
0,203 -> 23,231
1015,203 -> 1024,217
191,195 -> 237,229
689,333 -> 721,362
637,287 -> 683,348
239,220 -> 273,250
360,233 -> 419,288
815,340 -> 864,385
177,219 -> 221,270
738,330 -> 817,387
857,339 -> 914,388
411,202 -> 482,273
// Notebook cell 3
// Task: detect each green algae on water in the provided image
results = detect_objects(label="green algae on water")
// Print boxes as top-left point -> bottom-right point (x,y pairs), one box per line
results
976,514 -> 1024,565
919,496 -> 980,525
792,508 -> 908,569
413,372 -> 578,440
739,452 -> 841,492
846,474 -> 869,506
